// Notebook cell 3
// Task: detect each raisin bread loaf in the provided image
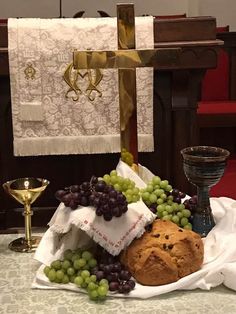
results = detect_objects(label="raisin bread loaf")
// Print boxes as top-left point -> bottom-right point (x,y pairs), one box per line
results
120,219 -> 204,286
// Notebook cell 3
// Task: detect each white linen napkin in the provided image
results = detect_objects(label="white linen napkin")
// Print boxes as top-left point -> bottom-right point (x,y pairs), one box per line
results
33,196 -> 236,298
34,160 -> 156,260
8,17 -> 154,156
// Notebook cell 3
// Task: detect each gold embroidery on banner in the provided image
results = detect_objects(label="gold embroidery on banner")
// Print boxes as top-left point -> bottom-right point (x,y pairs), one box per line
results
63,62 -> 103,102
24,63 -> 36,80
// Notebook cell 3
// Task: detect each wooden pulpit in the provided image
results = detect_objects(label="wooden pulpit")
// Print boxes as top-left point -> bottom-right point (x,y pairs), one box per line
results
0,14 -> 221,230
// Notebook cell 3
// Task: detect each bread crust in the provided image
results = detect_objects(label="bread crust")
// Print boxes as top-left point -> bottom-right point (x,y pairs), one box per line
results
120,220 -> 204,286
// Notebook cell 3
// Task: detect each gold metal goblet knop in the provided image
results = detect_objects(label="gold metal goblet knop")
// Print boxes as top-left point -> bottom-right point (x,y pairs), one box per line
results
3,177 -> 49,253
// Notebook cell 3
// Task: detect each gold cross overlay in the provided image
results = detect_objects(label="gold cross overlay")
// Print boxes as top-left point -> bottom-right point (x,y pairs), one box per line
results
73,4 -> 180,164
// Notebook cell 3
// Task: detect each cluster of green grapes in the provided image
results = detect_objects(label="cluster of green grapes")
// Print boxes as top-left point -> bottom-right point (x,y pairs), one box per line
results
43,248 -> 108,301
102,170 -> 140,204
141,176 -> 192,230
121,148 -> 134,166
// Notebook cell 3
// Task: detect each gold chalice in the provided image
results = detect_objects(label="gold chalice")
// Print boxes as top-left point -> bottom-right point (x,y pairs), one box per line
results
3,177 -> 49,253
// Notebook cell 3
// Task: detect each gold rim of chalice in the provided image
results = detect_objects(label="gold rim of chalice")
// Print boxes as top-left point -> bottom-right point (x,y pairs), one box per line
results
2,177 -> 50,253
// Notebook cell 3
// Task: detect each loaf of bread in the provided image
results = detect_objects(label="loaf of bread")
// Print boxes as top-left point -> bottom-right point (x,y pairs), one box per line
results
120,219 -> 204,286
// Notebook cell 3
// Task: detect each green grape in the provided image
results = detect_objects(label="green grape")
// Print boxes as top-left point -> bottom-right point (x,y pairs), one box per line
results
88,289 -> 99,300
142,191 -> 150,201
71,253 -> 81,262
51,260 -> 61,270
184,222 -> 192,230
67,267 -> 75,276
74,276 -> 84,287
56,270 -> 65,281
90,275 -> 97,283
166,205 -> 174,214
160,180 -> 169,189
171,215 -> 180,224
80,270 -> 90,279
166,184 -> 172,192
73,260 -> 82,270
97,285 -> 108,297
162,215 -> 172,221
62,274 -> 70,284
43,266 -> 51,276
82,251 -> 93,261
69,275 -> 76,283
110,170 -> 117,176
157,204 -> 165,213
87,282 -> 97,291
149,194 -> 157,203
177,211 -> 184,218
77,258 -> 86,268
180,217 -> 189,227
182,209 -> 191,218
146,184 -> 154,193
152,176 -> 161,185
153,189 -> 164,197
61,260 -> 71,270
156,198 -> 164,205
48,269 -> 56,282
103,174 -> 110,184
99,279 -> 109,287
88,258 -> 97,268
64,249 -> 73,261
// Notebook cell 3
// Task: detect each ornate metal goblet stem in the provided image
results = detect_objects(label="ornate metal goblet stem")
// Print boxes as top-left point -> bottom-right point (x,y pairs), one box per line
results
181,146 -> 230,237
3,177 -> 49,252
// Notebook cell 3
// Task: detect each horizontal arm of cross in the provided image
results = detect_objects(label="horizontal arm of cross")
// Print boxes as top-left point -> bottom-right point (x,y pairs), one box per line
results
73,48 -> 181,70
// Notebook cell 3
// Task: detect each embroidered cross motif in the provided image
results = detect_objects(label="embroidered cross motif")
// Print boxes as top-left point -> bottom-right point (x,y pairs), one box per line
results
24,63 -> 36,80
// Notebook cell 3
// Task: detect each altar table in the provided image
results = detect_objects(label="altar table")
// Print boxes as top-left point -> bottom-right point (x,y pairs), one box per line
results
1,233 -> 236,314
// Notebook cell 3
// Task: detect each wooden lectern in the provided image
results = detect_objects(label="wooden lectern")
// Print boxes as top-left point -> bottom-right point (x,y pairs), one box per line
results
0,14 -> 222,230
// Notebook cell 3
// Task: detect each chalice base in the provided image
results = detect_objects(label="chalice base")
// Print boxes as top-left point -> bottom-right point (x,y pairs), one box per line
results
8,236 -> 41,253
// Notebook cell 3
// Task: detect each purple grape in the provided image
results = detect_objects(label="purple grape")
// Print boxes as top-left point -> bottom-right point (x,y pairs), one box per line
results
171,188 -> 179,197
81,181 -> 90,191
112,207 -> 121,217
119,270 -> 131,281
103,212 -> 113,221
113,262 -> 122,273
109,281 -> 119,291
108,198 -> 117,207
127,279 -> 136,289
174,196 -> 181,204
96,270 -> 105,281
80,196 -> 89,206
179,191 -> 186,198
109,190 -> 117,198
104,264 -> 112,274
122,283 -> 132,294
70,185 -> 79,193
61,193 -> 73,206
96,207 -> 103,216
95,181 -> 106,192
55,190 -> 67,201
69,200 -> 78,210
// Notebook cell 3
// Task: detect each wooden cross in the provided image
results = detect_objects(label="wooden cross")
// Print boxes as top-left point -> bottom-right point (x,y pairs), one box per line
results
73,4 -> 180,165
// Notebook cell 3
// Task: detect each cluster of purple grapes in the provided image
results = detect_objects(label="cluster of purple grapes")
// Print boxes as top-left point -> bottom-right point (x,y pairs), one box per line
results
170,188 -> 186,204
183,195 -> 198,213
55,177 -> 128,221
92,249 -> 135,294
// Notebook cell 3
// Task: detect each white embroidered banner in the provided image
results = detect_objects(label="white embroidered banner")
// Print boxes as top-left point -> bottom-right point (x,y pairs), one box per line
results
8,17 -> 154,156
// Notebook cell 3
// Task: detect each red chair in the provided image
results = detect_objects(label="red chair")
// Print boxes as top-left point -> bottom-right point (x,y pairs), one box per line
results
197,26 -> 236,199
197,26 -> 236,128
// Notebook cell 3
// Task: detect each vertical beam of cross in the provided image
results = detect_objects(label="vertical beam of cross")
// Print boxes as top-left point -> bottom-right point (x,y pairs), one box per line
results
117,4 -> 138,164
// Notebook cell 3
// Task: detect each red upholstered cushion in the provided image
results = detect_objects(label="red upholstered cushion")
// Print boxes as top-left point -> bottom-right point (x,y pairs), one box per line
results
197,101 -> 236,114
201,26 -> 230,101
210,155 -> 236,199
